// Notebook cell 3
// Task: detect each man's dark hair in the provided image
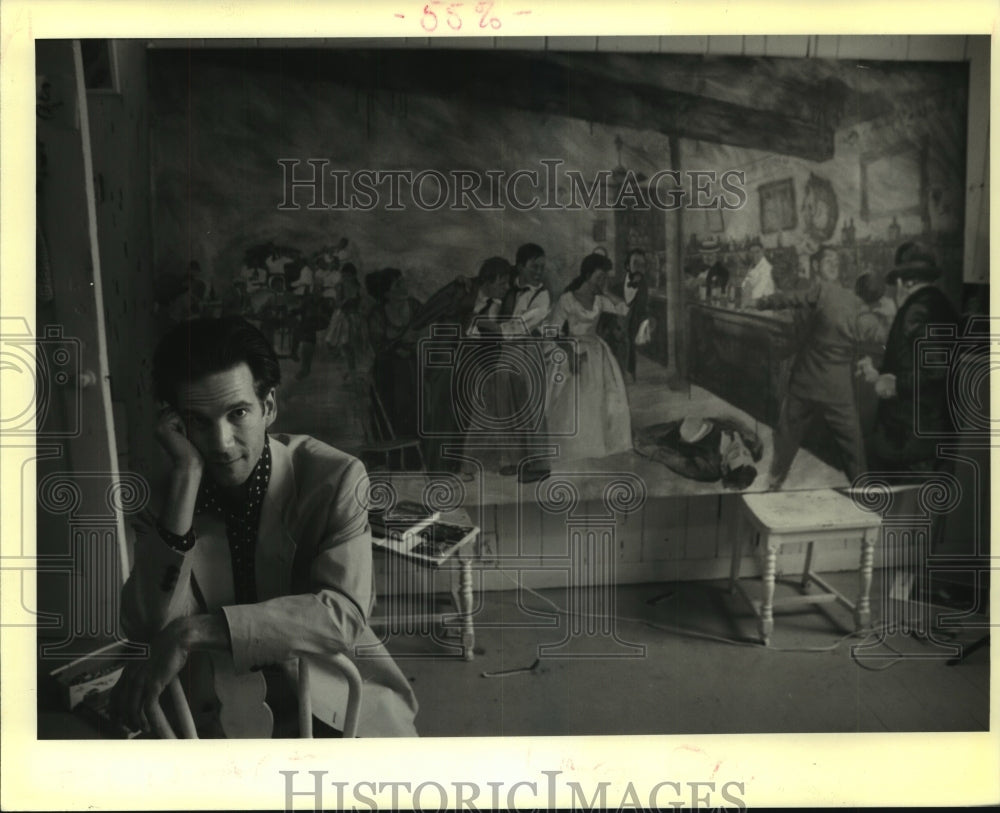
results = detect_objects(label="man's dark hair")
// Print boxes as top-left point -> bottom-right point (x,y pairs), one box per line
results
721,463 -> 757,490
514,243 -> 545,268
153,316 -> 281,407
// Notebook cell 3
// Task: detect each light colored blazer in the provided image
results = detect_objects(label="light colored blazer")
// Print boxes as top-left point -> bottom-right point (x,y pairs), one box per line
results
122,433 -> 419,737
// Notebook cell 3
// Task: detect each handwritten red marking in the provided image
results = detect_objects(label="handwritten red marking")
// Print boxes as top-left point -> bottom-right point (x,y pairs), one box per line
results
476,0 -> 500,29
446,2 -> 464,31
421,3 -> 438,31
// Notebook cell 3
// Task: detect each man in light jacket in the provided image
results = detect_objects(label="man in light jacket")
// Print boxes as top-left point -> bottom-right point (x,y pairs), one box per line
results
113,316 -> 418,737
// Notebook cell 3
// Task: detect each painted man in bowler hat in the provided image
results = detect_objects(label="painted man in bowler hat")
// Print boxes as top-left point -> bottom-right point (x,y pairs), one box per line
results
856,242 -> 960,472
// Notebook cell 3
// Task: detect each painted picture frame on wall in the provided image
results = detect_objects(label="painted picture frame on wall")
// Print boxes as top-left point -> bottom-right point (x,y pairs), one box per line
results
758,177 -> 797,234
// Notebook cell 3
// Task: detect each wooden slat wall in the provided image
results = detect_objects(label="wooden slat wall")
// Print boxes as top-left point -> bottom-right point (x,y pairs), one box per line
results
464,492 -> 921,593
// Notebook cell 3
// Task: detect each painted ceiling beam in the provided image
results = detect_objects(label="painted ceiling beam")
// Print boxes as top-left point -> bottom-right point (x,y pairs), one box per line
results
195,48 -> 837,162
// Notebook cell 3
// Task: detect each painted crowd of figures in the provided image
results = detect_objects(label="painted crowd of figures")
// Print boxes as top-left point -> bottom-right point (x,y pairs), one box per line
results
345,244 -> 650,483
156,235 -> 969,491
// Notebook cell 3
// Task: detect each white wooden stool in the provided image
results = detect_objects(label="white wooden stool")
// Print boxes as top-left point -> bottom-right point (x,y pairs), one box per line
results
729,489 -> 882,645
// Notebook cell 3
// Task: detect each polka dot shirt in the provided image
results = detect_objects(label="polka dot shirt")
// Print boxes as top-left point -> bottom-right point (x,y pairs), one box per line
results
195,441 -> 272,605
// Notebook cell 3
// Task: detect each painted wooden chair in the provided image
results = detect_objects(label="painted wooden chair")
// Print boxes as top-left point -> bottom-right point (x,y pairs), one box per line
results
152,651 -> 363,738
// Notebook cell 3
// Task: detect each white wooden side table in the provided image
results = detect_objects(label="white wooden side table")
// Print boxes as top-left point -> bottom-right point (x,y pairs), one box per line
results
729,489 -> 882,645
371,508 -> 479,660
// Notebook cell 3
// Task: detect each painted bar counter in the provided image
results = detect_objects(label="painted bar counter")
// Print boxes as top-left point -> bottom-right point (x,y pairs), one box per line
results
685,302 -> 799,427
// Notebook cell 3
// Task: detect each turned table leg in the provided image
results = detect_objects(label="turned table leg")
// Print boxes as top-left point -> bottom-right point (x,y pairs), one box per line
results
759,538 -> 777,645
855,526 -> 877,631
458,558 -> 475,661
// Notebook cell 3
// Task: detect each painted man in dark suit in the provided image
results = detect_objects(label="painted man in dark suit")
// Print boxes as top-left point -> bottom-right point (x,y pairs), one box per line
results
600,248 -> 650,382
757,245 -> 882,489
857,243 -> 960,472
488,243 -> 553,483
410,257 -> 512,473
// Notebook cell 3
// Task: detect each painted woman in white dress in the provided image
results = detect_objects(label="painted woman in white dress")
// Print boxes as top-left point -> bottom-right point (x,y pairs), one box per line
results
545,252 -> 633,462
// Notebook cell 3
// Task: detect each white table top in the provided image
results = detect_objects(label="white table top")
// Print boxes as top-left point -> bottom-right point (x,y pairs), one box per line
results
741,489 -> 882,533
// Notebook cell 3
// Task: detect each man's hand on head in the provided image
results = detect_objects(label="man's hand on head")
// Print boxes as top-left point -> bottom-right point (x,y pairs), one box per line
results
155,407 -> 205,537
156,407 -> 205,473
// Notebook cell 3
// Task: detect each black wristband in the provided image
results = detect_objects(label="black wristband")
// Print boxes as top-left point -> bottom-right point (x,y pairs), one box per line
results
156,519 -> 196,552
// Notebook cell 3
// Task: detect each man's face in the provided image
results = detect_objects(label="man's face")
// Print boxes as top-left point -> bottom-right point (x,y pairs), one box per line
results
893,279 -> 912,307
628,253 -> 647,275
750,245 -> 764,265
176,362 -> 276,488
519,255 -> 545,286
819,251 -> 840,282
720,431 -> 754,475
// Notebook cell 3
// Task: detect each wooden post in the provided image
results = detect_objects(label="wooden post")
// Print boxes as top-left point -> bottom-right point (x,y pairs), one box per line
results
665,135 -> 686,387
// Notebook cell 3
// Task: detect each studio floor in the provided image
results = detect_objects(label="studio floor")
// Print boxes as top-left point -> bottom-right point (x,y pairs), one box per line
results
382,571 -> 990,736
